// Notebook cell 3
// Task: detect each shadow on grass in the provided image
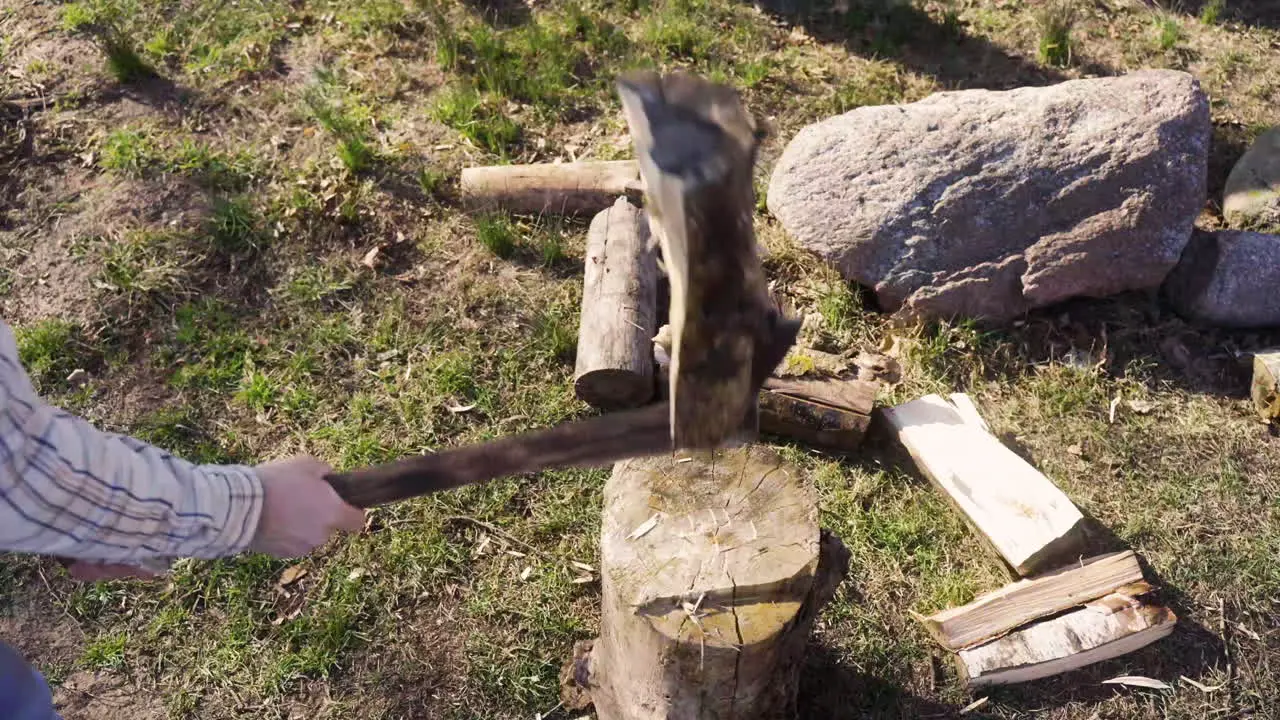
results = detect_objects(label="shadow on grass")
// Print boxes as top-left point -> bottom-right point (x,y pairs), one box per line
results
1170,0 -> 1280,30
799,643 -> 961,719
750,0 -> 1116,91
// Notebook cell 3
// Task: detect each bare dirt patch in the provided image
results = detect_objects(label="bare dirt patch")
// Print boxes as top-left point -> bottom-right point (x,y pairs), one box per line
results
54,671 -> 168,720
1,174 -> 213,327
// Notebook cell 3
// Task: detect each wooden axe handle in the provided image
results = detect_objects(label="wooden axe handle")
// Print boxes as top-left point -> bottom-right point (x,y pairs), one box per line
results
323,314 -> 801,508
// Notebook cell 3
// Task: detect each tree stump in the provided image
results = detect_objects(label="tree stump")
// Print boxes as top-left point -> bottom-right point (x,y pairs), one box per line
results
566,446 -> 849,720
573,197 -> 660,410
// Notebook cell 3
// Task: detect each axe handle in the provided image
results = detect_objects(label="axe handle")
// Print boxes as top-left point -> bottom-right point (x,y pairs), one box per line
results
323,313 -> 801,509
323,403 -> 671,508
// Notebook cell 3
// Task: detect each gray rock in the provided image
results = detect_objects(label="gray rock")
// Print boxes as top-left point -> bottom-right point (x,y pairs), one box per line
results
1223,126 -> 1280,232
766,70 -> 1210,322
1164,229 -> 1280,328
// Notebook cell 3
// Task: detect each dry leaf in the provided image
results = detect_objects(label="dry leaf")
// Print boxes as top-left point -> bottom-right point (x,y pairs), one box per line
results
627,514 -> 661,540
1102,675 -> 1172,690
278,565 -> 307,587
519,566 -> 533,581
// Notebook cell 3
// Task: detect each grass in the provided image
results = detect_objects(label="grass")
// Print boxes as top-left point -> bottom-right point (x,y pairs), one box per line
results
1200,0 -> 1226,25
4,0 -> 1280,718
1156,15 -> 1182,51
1035,0 -> 1076,67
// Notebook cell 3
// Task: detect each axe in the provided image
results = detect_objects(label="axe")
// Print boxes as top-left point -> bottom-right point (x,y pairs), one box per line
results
323,71 -> 799,509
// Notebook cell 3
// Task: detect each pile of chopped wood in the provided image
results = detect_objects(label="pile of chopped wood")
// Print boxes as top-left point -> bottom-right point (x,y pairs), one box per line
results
884,394 -> 1176,688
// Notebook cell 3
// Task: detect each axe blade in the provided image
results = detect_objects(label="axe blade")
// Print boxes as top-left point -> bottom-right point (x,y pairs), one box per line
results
615,70 -> 774,450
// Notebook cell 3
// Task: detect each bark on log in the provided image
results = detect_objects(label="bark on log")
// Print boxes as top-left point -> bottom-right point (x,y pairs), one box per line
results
567,446 -> 849,720
882,393 -> 1088,577
573,198 -> 659,410
1251,349 -> 1280,421
757,376 -> 877,453
459,161 -> 642,216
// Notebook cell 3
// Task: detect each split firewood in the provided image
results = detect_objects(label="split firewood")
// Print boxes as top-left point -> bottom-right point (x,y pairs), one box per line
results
566,447 -> 848,720
957,592 -> 1176,688
573,197 -> 659,410
882,393 -> 1088,577
459,160 -> 642,216
1251,349 -> 1280,421
919,550 -> 1145,651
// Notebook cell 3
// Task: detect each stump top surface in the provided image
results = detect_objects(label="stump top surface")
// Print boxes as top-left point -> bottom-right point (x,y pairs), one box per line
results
602,445 -> 819,643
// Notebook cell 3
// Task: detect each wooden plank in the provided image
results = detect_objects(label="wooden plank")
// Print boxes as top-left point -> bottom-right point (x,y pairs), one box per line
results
957,595 -> 1176,688
881,393 -> 1087,577
920,550 -> 1145,651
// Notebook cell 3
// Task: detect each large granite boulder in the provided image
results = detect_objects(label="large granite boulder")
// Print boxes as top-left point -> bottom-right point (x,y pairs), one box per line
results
1223,126 -> 1280,232
767,70 -> 1211,322
1163,229 -> 1280,328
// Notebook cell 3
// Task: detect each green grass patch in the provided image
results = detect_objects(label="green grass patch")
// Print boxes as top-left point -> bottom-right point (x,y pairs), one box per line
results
474,213 -> 519,258
1155,15 -> 1181,51
207,196 -> 261,253
431,83 -> 521,157
98,230 -> 189,303
1200,0 -> 1226,24
100,128 -> 154,176
14,319 -> 91,392
1035,0 -> 1075,67
304,72 -> 379,173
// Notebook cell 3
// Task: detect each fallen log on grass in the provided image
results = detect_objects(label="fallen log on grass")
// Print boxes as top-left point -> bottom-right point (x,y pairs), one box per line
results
459,160 -> 643,215
565,447 -> 848,719
573,197 -> 659,410
882,393 -> 1088,577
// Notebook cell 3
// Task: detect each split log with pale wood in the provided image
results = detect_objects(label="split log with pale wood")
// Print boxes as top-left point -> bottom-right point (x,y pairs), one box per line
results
882,393 -> 1089,577
956,590 -> 1176,688
917,550 -> 1145,652
1251,349 -> 1280,421
565,447 -> 849,720
573,197 -> 660,410
459,160 -> 643,216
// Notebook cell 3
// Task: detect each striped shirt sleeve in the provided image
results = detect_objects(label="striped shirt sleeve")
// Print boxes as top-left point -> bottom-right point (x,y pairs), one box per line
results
0,320 -> 265,562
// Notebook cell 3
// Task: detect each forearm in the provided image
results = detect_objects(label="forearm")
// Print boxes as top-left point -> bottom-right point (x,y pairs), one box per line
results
0,329 -> 264,562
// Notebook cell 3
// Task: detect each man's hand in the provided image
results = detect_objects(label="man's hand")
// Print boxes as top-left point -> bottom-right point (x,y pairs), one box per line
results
248,456 -> 366,558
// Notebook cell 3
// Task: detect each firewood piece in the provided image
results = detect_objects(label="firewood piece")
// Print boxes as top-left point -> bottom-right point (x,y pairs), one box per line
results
570,447 -> 849,720
881,393 -> 1088,577
920,550 -> 1145,651
573,197 -> 659,410
957,594 -> 1176,688
617,70 -> 773,450
459,161 -> 642,216
1251,349 -> 1280,421
757,376 -> 877,453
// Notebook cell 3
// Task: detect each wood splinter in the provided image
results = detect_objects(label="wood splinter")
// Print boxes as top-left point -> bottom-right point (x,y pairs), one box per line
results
459,160 -> 642,216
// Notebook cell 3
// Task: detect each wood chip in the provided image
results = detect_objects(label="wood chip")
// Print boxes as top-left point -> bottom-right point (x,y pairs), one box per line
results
1108,395 -> 1121,424
519,566 -> 533,581
347,568 -> 367,581
447,403 -> 477,414
1102,675 -> 1172,690
626,513 -> 661,540
1127,399 -> 1157,414
959,697 -> 989,714
571,561 -> 594,572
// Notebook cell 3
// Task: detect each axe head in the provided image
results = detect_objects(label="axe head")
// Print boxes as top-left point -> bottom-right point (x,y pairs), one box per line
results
616,70 -> 794,450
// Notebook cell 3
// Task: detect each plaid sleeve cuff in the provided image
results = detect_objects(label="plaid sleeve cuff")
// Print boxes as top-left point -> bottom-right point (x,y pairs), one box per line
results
181,464 -> 265,559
